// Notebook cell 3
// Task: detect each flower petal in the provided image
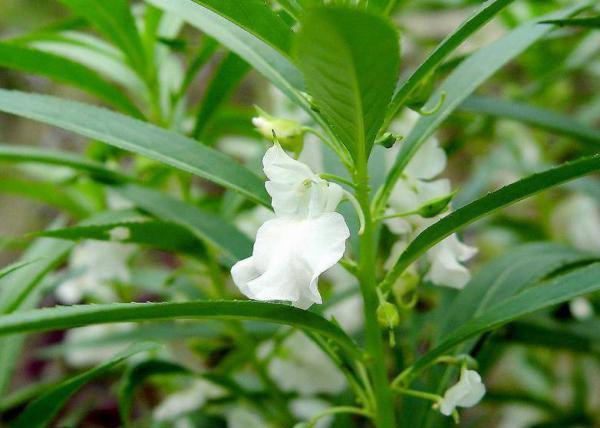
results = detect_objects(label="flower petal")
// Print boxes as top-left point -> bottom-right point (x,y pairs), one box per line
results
231,215 -> 349,309
426,234 -> 477,289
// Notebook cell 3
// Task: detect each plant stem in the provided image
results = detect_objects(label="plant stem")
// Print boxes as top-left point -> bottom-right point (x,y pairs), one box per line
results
355,163 -> 396,428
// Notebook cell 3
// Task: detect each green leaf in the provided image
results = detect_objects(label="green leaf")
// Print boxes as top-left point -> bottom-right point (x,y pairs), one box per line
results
119,359 -> 189,427
436,243 -> 594,342
380,3 -> 585,209
0,43 -> 142,117
295,7 -> 400,160
541,16 -> 600,29
0,90 -> 269,206
146,0 -> 307,109
0,301 -> 363,360
0,177 -> 89,218
460,96 -> 600,149
497,318 -> 600,356
192,52 -> 250,139
410,262 -> 600,374
58,0 -> 147,74
13,342 -> 157,428
365,0 -> 395,14
190,0 -> 294,54
0,144 -> 131,183
114,184 -> 253,264
37,208 -> 206,257
21,31 -> 146,96
0,260 -> 42,281
0,234 -> 73,393
385,0 -> 514,125
381,155 -> 600,291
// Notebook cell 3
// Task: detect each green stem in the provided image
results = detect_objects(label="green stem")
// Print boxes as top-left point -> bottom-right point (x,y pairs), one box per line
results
392,386 -> 442,404
355,163 -> 396,428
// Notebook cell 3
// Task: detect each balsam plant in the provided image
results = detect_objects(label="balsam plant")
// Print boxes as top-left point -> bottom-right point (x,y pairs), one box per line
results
0,0 -> 599,427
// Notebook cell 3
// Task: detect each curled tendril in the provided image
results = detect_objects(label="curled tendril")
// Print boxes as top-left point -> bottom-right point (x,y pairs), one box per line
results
417,91 -> 447,116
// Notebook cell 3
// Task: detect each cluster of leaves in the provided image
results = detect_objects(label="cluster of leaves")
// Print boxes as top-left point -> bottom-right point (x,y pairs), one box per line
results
0,0 -> 598,427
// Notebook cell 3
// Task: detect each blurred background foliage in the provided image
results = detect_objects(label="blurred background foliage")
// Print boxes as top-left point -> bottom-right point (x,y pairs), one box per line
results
0,0 -> 599,427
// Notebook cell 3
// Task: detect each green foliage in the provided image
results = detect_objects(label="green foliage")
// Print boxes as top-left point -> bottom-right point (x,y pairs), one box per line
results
0,0 -> 599,426
13,343 -> 157,428
0,89 -> 269,205
295,7 -> 400,161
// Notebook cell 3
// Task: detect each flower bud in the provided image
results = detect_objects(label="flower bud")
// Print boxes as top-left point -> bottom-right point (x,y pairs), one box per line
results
377,301 -> 400,329
252,107 -> 304,152
376,132 -> 402,148
416,191 -> 456,218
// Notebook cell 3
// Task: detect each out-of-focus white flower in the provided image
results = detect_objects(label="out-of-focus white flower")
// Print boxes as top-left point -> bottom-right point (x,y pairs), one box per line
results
291,398 -> 332,428
570,297 -> 594,320
232,144 -> 349,309
236,206 -> 276,239
263,144 -> 344,220
226,406 -> 270,428
384,110 -> 477,290
63,323 -> 134,367
498,405 -> 544,428
55,240 -> 134,304
551,193 -> 600,253
153,380 -> 225,422
108,226 -> 130,241
218,136 -> 264,164
266,332 -> 346,395
232,214 -> 349,309
439,368 -> 486,416
425,233 -> 478,290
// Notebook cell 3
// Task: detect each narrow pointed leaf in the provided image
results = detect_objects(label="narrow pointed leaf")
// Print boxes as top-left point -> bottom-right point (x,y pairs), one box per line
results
193,53 -> 250,139
0,144 -> 131,183
115,184 -> 252,264
0,43 -> 142,117
381,4 -> 585,205
0,90 -> 269,205
411,263 -> 600,374
382,155 -> 600,290
385,0 -> 515,125
146,0 -> 306,108
0,301 -> 363,360
460,95 -> 600,149
58,0 -> 147,73
0,234 -> 73,393
37,209 -> 206,258
13,343 -> 157,428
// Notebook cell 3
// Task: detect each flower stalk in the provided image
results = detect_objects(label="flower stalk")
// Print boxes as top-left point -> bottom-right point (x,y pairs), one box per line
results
354,160 -> 397,428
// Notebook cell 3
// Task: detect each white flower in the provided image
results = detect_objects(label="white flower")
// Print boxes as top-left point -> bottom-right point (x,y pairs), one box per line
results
384,110 -> 477,290
323,265 -> 363,333
232,214 -> 349,309
236,206 -> 276,239
263,143 -> 343,219
551,193 -> 600,253
569,297 -> 594,320
265,332 -> 346,395
425,233 -> 478,290
291,398 -> 332,428
153,380 -> 225,422
439,368 -> 486,416
63,323 -> 134,367
232,144 -> 349,309
226,406 -> 270,428
56,240 -> 134,304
